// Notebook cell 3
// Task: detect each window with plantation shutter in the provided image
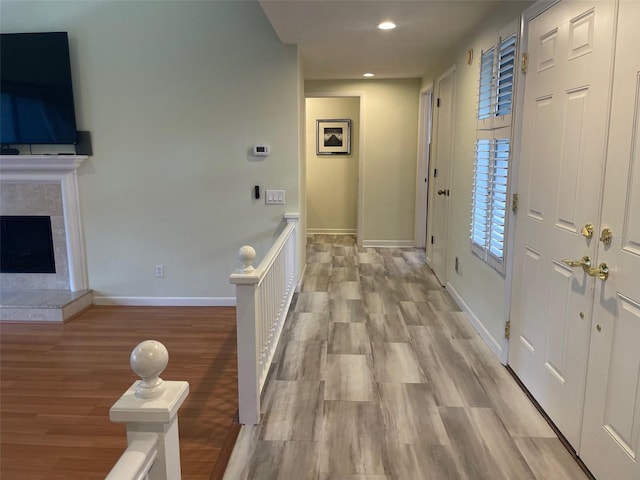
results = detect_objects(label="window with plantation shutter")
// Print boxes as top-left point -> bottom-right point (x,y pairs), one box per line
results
470,27 -> 517,273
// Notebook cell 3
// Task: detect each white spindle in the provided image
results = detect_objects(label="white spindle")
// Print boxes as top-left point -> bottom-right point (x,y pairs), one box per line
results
230,213 -> 300,424
106,340 -> 189,480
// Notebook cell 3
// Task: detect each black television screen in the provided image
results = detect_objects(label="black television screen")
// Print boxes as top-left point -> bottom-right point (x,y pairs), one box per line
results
1,32 -> 78,145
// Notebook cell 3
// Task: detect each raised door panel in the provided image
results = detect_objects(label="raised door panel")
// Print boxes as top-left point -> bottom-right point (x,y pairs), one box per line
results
602,296 -> 640,458
555,86 -> 590,233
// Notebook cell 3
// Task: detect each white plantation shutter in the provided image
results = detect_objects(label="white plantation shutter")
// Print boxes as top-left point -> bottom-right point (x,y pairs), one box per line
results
490,138 -> 509,264
496,35 -> 516,117
470,28 -> 517,274
471,138 -> 491,248
478,48 -> 494,122
471,135 -> 510,270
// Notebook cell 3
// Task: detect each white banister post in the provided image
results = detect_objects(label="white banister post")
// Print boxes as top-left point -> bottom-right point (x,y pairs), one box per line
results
109,340 -> 189,480
284,213 -> 300,291
230,246 -> 261,425
234,282 -> 260,425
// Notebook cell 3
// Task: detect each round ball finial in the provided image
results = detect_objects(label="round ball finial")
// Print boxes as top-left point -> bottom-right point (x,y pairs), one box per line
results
238,245 -> 256,272
130,340 -> 169,399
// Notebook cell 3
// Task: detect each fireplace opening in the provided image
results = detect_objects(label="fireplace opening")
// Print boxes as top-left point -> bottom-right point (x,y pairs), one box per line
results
0,215 -> 56,273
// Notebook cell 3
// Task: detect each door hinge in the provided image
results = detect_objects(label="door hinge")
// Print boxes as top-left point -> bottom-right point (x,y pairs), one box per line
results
504,320 -> 511,339
431,235 -> 435,245
512,193 -> 518,214
434,168 -> 438,178
436,98 -> 441,108
521,52 -> 528,74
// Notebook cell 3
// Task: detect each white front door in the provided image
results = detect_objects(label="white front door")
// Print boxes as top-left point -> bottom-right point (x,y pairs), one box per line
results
430,66 -> 455,285
579,2 -> 640,478
509,0 -> 616,450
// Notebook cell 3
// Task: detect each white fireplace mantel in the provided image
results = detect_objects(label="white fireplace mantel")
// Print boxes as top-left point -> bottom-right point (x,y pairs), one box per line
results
0,154 -> 88,173
0,155 -> 90,291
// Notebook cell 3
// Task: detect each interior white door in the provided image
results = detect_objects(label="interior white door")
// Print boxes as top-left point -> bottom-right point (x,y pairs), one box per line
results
430,67 -> 455,285
509,0 -> 615,449
579,2 -> 640,478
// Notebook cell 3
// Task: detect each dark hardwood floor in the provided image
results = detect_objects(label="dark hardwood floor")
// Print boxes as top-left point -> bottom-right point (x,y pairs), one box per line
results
0,305 -> 239,480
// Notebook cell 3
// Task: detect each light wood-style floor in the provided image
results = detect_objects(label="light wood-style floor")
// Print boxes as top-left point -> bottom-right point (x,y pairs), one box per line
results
223,235 -> 592,480
0,306 -> 238,480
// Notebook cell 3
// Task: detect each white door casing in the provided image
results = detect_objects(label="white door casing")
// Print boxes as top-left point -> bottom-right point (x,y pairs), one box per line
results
415,86 -> 433,250
579,2 -> 640,478
429,66 -> 455,285
509,0 -> 616,450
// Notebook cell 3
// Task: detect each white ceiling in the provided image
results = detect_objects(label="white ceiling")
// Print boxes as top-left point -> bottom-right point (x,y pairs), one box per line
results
259,0 -> 507,79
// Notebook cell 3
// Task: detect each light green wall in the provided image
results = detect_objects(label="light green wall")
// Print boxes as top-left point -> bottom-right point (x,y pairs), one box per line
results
422,2 -> 528,356
305,79 -> 421,245
305,97 -> 359,233
297,51 -> 307,283
1,1 -> 300,301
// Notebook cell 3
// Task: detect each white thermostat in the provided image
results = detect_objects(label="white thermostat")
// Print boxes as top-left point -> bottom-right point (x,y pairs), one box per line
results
252,145 -> 270,156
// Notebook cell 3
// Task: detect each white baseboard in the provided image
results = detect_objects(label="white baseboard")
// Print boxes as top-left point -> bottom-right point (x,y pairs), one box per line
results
92,296 -> 236,307
307,228 -> 357,235
362,239 -> 415,248
446,282 -> 507,363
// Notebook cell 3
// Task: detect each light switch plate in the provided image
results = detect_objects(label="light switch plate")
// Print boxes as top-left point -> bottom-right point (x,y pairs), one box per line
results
265,190 -> 285,205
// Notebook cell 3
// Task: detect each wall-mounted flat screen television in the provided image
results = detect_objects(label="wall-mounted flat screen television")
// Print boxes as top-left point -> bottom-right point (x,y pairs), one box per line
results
1,32 -> 78,146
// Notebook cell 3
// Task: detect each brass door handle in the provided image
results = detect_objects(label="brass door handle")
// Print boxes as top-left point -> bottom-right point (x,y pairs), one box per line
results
437,189 -> 447,196
562,256 -> 591,269
585,263 -> 609,281
561,256 -> 608,280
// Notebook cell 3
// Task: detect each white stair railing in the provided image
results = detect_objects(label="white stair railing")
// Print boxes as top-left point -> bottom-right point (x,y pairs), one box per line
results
106,340 -> 189,480
229,213 -> 299,424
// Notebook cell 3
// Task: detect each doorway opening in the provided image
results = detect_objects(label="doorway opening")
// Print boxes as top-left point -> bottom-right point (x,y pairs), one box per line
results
304,92 -> 364,245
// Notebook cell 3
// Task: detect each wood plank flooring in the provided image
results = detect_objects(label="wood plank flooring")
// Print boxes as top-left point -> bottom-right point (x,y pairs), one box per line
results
0,306 -> 238,480
223,235 -> 592,480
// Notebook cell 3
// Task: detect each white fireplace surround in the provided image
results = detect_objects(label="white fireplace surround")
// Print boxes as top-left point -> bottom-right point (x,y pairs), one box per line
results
0,155 -> 89,292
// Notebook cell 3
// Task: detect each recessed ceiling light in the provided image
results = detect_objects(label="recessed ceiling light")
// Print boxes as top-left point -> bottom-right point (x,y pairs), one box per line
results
363,73 -> 375,77
378,21 -> 396,30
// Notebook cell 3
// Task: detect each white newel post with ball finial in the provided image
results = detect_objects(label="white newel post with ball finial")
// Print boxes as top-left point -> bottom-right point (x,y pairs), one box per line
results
232,245 -> 261,425
106,340 -> 189,480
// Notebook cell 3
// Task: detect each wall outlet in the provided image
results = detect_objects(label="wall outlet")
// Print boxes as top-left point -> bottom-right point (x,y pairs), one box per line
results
155,264 -> 164,278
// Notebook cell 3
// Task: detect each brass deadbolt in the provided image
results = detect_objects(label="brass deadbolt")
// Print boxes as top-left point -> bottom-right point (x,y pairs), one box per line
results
600,228 -> 613,245
581,223 -> 594,239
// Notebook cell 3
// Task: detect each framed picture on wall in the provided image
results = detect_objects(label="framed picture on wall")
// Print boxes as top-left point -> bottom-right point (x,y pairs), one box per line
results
316,119 -> 351,155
